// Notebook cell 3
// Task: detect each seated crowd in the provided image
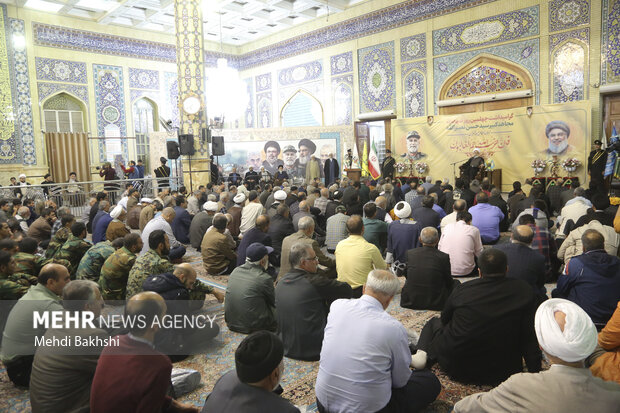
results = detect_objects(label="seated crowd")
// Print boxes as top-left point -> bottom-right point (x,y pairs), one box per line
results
0,172 -> 619,412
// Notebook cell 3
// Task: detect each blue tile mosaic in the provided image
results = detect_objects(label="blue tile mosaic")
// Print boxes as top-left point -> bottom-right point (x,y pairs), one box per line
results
37,82 -> 89,104
358,41 -> 396,113
9,18 -> 35,165
602,0 -> 620,84
278,60 -> 322,86
33,23 -> 176,63
400,34 -> 426,62
549,29 -> 589,103
401,61 -> 426,118
130,89 -> 160,104
128,68 -> 159,90
549,0 -> 589,32
332,74 -> 353,125
244,78 -> 254,128
433,38 -> 540,106
433,6 -> 538,55
35,57 -> 87,84
330,52 -> 353,75
0,5 -> 19,164
162,72 -> 179,129
257,92 -> 272,128
255,73 -> 272,92
549,27 -> 590,49
93,64 -> 127,161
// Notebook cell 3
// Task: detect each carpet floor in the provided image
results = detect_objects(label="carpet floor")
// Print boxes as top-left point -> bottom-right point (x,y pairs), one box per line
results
0,239 -> 555,412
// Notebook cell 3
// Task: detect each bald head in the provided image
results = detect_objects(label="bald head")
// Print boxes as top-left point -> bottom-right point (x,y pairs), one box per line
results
299,201 -> 309,212
512,225 -> 534,245
346,215 -> 364,235
375,196 -> 387,209
125,292 -> 166,336
161,207 -> 176,222
420,227 -> 439,246
256,214 -> 270,232
174,263 -> 197,289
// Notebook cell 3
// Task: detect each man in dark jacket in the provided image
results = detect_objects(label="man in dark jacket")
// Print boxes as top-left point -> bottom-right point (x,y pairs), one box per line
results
488,188 -> 509,232
412,248 -> 542,385
324,190 -> 344,221
412,195 -> 441,229
189,201 -> 217,250
275,242 -> 352,361
267,204 -> 295,263
236,215 -> 274,267
402,227 -> 457,311
171,196 -> 192,244
495,225 -> 547,300
142,264 -> 221,357
553,229 -> 620,326
202,331 -> 300,413
226,243 -> 277,333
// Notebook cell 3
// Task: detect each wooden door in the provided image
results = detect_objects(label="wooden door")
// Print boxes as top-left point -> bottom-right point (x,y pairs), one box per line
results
603,94 -> 620,138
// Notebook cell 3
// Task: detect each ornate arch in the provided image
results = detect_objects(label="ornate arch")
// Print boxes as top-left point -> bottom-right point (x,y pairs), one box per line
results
551,39 -> 588,103
439,55 -> 535,101
40,91 -> 89,133
279,89 -> 324,127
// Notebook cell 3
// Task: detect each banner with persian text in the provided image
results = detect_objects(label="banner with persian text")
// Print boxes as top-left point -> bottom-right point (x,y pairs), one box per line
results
392,102 -> 590,191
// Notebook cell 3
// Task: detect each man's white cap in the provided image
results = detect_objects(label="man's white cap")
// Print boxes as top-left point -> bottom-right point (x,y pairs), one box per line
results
203,201 -> 218,212
233,193 -> 246,204
110,205 -> 124,219
274,190 -> 287,201
18,174 -> 26,178
394,201 -> 411,219
140,197 -> 153,204
473,148 -> 480,153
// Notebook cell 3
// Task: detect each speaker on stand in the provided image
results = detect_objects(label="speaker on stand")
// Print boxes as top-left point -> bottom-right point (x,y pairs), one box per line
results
212,136 -> 225,156
178,134 -> 195,156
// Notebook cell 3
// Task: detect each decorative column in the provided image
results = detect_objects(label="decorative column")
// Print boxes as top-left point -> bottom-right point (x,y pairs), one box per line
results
174,0 -> 210,187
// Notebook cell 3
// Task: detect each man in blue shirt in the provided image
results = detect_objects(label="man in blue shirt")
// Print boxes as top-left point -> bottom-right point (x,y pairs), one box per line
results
315,269 -> 440,412
468,192 -> 504,244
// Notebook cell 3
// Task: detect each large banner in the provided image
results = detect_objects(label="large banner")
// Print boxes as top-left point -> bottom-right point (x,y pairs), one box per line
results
392,102 -> 590,191
214,135 -> 340,180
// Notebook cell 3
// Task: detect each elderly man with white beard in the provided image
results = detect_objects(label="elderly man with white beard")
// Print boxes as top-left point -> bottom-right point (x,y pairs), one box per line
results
282,145 -> 298,179
542,120 -> 575,156
453,299 -> 620,412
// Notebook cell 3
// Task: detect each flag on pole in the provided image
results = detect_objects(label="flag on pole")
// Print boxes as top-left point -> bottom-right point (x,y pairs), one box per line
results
368,140 -> 381,179
351,142 -> 361,169
604,123 -> 618,177
361,140 -> 369,176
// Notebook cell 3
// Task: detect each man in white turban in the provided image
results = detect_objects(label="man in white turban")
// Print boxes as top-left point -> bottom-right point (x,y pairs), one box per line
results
453,298 -> 620,412
385,201 -> 422,276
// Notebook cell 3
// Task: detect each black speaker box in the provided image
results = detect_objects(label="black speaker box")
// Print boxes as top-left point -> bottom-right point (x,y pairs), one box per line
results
167,141 -> 180,159
212,136 -> 225,156
201,128 -> 211,143
178,134 -> 195,156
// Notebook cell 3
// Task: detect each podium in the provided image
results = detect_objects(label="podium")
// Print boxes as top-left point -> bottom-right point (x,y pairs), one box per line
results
345,168 -> 361,182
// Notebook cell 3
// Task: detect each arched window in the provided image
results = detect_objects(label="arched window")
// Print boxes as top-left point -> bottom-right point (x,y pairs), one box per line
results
280,90 -> 323,127
43,93 -> 86,132
438,56 -> 534,115
133,97 -> 158,170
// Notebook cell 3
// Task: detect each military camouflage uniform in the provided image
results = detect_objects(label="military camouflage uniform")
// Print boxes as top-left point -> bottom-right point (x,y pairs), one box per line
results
45,226 -> 71,259
54,235 -> 92,278
99,246 -> 138,300
125,249 -> 174,299
0,270 -> 35,299
13,252 -> 46,276
76,241 -> 115,282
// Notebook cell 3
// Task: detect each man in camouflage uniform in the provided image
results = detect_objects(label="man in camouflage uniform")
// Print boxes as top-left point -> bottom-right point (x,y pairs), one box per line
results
99,233 -> 143,300
126,230 -> 174,300
45,214 -> 75,259
0,250 -> 36,299
54,222 -> 91,278
75,239 -> 123,282
14,237 -> 45,276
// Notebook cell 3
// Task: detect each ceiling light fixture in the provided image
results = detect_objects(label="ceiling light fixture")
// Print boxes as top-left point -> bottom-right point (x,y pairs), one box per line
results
24,0 -> 64,13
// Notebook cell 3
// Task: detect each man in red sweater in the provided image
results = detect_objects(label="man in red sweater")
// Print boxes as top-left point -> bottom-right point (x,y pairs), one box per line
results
90,292 -> 198,413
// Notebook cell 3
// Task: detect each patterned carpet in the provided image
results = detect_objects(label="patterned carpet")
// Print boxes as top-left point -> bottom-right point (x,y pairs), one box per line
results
0,242 -> 554,412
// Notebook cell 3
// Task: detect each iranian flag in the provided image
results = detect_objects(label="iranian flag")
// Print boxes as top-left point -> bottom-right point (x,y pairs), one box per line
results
368,140 -> 381,179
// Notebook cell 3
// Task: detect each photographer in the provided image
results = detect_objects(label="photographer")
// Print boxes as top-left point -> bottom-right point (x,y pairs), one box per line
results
98,163 -> 119,202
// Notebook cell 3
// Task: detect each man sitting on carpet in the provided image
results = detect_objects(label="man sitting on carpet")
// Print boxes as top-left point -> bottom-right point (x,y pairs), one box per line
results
315,269 -> 441,413
99,233 -> 142,300
125,230 -> 174,299
90,292 -> 199,413
453,299 -> 620,412
202,331 -> 300,412
411,248 -> 541,385
276,242 -> 352,361
385,202 -> 421,276
201,214 -> 238,275
226,243 -> 277,333
141,207 -> 186,262
439,211 -> 483,277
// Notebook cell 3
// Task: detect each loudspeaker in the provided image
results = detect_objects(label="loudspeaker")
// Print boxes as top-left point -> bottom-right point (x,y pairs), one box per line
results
201,128 -> 211,143
167,141 -> 180,159
178,134 -> 195,156
212,136 -> 225,156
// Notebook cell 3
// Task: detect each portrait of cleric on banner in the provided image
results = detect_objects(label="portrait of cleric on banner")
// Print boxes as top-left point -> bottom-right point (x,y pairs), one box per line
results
391,102 -> 588,190
216,137 -> 339,180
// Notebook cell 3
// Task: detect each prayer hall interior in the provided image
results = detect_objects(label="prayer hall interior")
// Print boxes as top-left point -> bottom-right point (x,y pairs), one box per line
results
1,0 -> 620,411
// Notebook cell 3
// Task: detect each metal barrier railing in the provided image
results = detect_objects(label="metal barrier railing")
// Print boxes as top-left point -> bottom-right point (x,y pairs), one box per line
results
2,176 -> 184,218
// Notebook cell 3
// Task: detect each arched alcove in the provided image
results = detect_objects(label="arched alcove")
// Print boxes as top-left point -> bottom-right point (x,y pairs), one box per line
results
552,40 -> 587,103
280,89 -> 323,127
133,97 -> 159,169
438,55 -> 534,114
42,92 -> 88,133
